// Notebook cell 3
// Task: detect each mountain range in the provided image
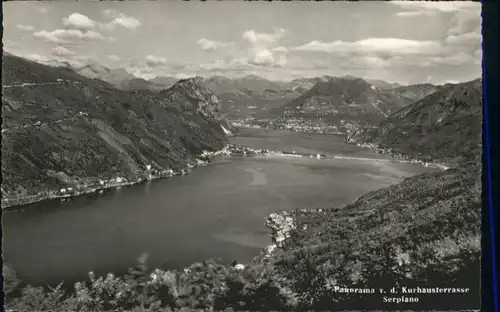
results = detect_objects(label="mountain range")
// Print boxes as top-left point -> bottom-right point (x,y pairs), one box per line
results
349,78 -> 482,166
2,54 -> 482,311
38,57 -> 433,124
41,58 -> 178,91
393,83 -> 440,102
201,75 -> 437,126
263,76 -> 424,134
1,54 -> 228,208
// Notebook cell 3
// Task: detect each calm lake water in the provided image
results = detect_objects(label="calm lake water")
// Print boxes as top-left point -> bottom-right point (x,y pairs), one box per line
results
2,129 -> 435,286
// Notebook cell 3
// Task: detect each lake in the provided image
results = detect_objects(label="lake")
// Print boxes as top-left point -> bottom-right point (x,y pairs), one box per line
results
2,129 -> 435,286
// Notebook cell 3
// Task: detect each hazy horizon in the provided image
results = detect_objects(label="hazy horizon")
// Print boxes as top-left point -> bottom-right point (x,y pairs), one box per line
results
4,1 -> 482,85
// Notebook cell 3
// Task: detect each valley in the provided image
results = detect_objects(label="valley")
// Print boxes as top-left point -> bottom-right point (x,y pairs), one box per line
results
2,53 -> 482,312
3,129 -> 434,287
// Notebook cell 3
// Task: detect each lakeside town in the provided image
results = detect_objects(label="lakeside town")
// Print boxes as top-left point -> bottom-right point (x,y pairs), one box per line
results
2,137 -> 450,210
231,115 -> 363,136
2,1 -> 482,310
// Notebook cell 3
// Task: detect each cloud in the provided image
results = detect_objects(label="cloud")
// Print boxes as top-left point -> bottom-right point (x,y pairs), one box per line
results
349,51 -> 475,70
395,11 -> 433,17
272,46 -> 288,53
102,10 -> 141,30
251,49 -> 274,66
108,55 -> 121,62
405,51 -> 475,69
194,53 -> 289,76
122,59 -> 204,80
145,55 -> 167,67
33,29 -> 106,44
474,49 -> 482,59
284,53 -> 419,73
194,57 -> 259,74
473,49 -> 482,65
21,2 -> 49,14
355,56 -> 392,69
447,11 -> 481,36
126,65 -> 188,80
52,46 -> 76,57
241,28 -> 288,68
26,54 -> 50,63
294,38 -> 445,56
199,59 -> 228,71
443,9 -> 482,49
385,1 -> 480,73
197,38 -> 233,51
62,13 -> 96,30
308,59 -> 332,70
68,55 -> 98,68
391,1 -> 482,56
126,67 -> 154,79
275,54 -> 288,68
16,24 -> 35,31
445,32 -> 482,46
15,52 -> 102,69
287,36 -> 479,75
392,0 -> 481,26
103,9 -> 115,18
3,40 -> 21,50
242,28 -> 286,45
391,1 -> 481,14
333,55 -> 397,71
111,15 -> 141,30
426,52 -> 474,67
32,11 -> 138,45
246,51 -> 287,68
171,63 -> 194,71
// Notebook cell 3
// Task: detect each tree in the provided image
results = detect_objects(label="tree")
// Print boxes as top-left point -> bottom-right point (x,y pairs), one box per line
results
126,253 -> 151,312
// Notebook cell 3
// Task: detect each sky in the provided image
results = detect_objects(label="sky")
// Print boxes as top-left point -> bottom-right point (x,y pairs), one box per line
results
3,1 -> 482,85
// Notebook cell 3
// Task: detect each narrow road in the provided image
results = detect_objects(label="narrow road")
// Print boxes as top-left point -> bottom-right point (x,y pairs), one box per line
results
2,79 -> 83,88
371,101 -> 389,118
1,114 -> 88,134
2,80 -> 91,134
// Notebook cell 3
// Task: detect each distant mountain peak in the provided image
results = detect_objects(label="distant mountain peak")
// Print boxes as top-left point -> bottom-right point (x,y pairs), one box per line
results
264,75 -> 414,134
160,77 -> 230,124
341,74 -> 359,80
209,75 -> 231,80
75,61 -> 110,73
109,68 -> 131,76
173,76 -> 207,90
241,74 -> 265,80
307,76 -> 372,95
163,76 -> 219,109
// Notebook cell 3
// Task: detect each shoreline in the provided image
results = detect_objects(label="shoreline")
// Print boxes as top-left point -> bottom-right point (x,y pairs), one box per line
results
234,124 -> 450,169
352,141 -> 450,170
2,135 -> 459,296
2,138 -> 446,211
0,143 -> 307,211
1,145 -> 234,211
258,140 -> 455,259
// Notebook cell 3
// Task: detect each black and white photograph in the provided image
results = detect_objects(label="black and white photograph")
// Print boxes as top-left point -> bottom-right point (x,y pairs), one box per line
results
2,1 -> 483,311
